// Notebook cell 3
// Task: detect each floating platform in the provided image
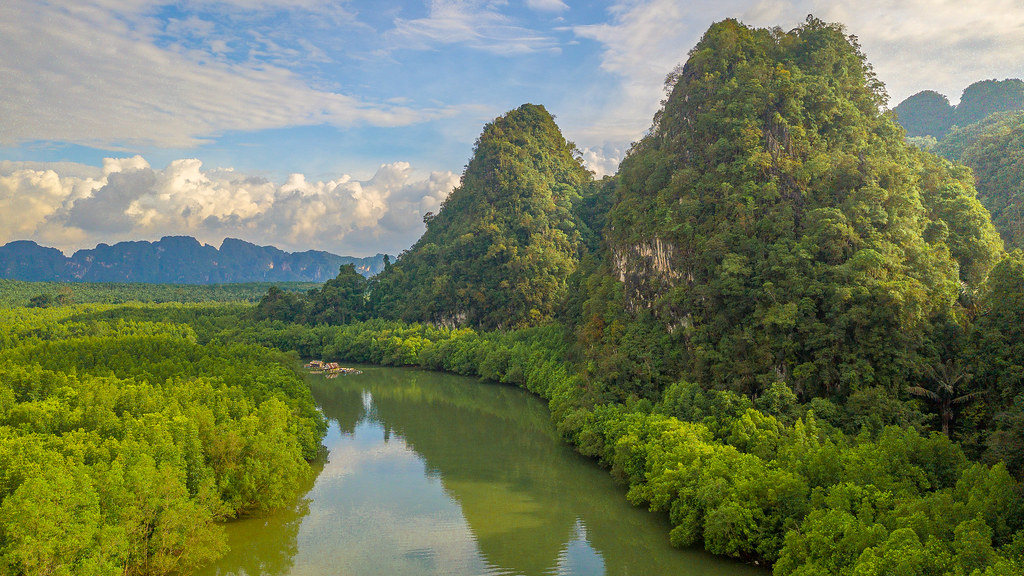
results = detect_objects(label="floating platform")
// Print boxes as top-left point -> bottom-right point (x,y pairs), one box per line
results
304,360 -> 362,377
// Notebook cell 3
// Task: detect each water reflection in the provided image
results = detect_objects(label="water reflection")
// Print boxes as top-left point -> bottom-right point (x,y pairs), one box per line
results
197,366 -> 766,576
198,470 -> 316,576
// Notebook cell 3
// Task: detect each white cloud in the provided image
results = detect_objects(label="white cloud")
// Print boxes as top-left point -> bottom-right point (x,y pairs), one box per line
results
813,0 -> 1024,104
386,0 -> 560,54
579,145 -> 625,179
0,0 -> 454,149
0,170 -> 79,242
570,0 -> 1024,152
0,158 -> 459,257
526,0 -> 569,12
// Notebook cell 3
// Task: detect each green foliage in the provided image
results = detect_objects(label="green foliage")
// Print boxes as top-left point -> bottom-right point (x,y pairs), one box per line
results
969,252 -> 1024,476
955,79 -> 1024,128
582,17 -> 998,409
893,79 -> 1024,140
914,150 -> 1004,287
0,279 -> 318,308
243,314 -> 1022,575
4,14 -> 1023,576
894,90 -> 955,138
371,104 -> 593,329
0,305 -> 326,575
227,19 -> 1023,576
934,111 -> 1024,250
254,264 -> 369,325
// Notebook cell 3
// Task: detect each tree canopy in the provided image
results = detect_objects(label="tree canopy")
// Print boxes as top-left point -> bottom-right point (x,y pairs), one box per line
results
934,111 -> 1024,250
370,104 -> 593,330
580,17 -> 1001,400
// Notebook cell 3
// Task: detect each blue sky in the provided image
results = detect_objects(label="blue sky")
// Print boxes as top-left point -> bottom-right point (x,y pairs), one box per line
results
2,0 -> 1023,257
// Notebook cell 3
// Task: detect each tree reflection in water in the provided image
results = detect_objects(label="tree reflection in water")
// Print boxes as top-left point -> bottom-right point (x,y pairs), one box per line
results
197,366 -> 766,576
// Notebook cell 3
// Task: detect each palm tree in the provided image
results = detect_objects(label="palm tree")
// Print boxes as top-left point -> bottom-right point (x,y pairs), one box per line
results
907,359 -> 980,436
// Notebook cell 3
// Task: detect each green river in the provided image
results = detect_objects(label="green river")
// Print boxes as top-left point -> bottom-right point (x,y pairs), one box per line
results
197,366 -> 767,576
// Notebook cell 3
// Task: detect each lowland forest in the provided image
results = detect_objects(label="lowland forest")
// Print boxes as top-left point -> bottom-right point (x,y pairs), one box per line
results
4,16 -> 1024,576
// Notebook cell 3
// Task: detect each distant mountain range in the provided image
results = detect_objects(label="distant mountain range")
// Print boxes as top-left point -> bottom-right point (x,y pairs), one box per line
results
0,236 -> 387,283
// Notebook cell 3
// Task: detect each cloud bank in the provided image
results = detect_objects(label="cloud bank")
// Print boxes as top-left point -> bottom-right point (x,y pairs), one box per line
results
0,158 -> 459,257
0,0 -> 454,149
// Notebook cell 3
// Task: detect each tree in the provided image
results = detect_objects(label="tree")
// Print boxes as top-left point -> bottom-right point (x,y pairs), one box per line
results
934,111 -> 1024,250
907,359 -> 980,436
27,293 -> 55,308
970,253 -> 1024,477
307,264 -> 368,325
0,460 -> 105,576
893,90 -> 955,138
254,286 -> 304,321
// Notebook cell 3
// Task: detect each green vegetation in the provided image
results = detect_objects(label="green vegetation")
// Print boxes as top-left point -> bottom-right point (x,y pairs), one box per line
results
0,279 -> 319,308
0,305 -> 326,575
954,80 -> 1024,130
222,317 -> 1024,575
894,90 -> 956,138
239,17 -> 1024,574
893,79 -> 1024,139
254,264 -> 369,325
369,103 -> 592,329
581,17 -> 1001,403
892,80 -> 1024,250
933,112 -> 1024,250
6,14 -> 1024,576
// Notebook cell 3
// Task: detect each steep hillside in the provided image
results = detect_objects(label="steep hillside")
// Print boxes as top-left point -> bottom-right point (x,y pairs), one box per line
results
955,79 -> 1024,126
934,111 -> 1024,250
0,236 -> 387,283
893,90 -> 955,138
372,104 -> 592,329
581,17 -> 1001,399
0,241 -> 68,281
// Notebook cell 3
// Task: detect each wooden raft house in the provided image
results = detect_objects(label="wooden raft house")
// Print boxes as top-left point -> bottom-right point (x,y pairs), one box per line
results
304,359 -> 362,377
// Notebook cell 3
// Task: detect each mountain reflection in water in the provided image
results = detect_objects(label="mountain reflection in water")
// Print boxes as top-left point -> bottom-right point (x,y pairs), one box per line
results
197,366 -> 766,576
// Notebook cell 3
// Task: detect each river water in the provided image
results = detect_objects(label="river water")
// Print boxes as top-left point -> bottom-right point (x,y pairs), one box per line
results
196,365 -> 767,576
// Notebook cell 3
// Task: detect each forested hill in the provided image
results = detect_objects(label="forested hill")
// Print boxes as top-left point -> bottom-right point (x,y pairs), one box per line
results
932,112 -> 1024,250
891,78 -> 1024,250
0,236 -> 387,283
370,103 -> 593,329
577,17 -> 1003,401
893,78 -> 1024,139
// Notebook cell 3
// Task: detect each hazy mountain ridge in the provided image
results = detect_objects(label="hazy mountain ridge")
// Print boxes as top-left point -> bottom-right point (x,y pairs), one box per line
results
893,81 -> 1024,250
0,236 -> 386,283
893,78 -> 1024,139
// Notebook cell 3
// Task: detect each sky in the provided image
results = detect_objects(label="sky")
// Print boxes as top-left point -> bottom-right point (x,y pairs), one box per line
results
2,0 -> 1023,257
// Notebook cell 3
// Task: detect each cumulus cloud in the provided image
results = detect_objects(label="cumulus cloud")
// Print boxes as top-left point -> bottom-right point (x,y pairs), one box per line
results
579,145 -> 626,178
571,0 -> 1024,148
0,171 -> 78,242
0,158 -> 459,257
0,0 -> 454,149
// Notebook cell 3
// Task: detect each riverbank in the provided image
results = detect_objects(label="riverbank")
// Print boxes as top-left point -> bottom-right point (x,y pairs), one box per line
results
198,365 -> 768,575
230,317 -> 1023,575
